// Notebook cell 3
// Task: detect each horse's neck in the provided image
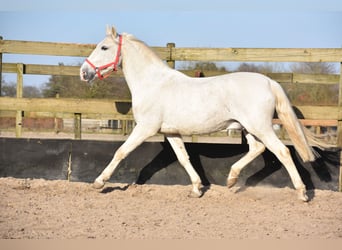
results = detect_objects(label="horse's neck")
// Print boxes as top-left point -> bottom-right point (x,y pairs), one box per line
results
122,36 -> 172,96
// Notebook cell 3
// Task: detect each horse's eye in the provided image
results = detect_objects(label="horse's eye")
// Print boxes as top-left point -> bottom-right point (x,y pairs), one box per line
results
101,46 -> 109,51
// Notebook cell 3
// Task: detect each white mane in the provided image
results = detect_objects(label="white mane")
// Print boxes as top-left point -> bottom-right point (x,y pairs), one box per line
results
123,33 -> 169,69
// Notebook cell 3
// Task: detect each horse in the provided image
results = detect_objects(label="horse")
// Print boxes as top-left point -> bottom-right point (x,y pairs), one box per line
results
80,26 -> 320,201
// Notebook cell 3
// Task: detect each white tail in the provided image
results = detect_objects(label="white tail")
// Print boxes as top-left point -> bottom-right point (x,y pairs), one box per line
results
270,80 -> 316,162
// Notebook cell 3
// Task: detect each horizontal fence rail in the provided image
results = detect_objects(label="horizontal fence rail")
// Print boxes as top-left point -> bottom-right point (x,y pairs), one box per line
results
0,97 -> 133,120
2,62 -> 340,85
2,40 -> 342,62
0,40 -> 171,59
0,97 -> 338,121
172,48 -> 342,62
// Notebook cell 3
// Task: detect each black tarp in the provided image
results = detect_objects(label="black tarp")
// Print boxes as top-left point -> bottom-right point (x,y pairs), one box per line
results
0,138 -> 339,190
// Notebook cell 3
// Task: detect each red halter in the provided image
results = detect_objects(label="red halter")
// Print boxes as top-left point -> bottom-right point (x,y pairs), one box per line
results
85,34 -> 123,80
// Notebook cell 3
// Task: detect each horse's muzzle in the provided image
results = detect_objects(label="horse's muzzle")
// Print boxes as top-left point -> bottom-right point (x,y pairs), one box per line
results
80,66 -> 95,83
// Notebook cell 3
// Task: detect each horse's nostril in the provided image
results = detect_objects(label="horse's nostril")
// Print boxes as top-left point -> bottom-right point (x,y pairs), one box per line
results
80,71 -> 88,81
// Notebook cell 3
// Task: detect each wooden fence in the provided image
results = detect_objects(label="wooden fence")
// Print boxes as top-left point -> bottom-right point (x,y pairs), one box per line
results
1,38 -> 342,190
1,40 -> 341,135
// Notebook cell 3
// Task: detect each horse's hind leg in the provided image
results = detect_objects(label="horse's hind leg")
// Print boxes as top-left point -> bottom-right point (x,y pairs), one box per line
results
227,133 -> 265,188
257,129 -> 309,202
93,123 -> 157,189
166,134 -> 203,198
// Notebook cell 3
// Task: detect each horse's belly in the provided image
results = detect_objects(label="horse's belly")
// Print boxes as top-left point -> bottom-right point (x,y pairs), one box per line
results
160,118 -> 230,135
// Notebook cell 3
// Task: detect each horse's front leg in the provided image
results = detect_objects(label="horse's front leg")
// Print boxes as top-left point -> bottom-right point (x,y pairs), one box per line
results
93,123 -> 158,189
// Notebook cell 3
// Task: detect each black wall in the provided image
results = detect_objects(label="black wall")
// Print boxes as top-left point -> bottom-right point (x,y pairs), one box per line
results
0,138 -> 339,190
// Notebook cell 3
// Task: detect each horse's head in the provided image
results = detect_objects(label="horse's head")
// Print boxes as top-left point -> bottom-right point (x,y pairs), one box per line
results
80,26 -> 122,82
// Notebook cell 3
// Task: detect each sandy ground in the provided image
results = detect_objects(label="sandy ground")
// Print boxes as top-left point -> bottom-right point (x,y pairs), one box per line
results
0,177 -> 341,239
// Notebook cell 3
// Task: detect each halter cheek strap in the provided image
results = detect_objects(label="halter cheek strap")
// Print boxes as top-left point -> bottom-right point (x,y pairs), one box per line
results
85,34 -> 123,80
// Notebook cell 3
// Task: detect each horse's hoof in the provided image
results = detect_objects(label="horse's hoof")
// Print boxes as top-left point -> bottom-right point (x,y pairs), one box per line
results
188,189 -> 203,198
227,177 -> 237,188
298,189 -> 309,202
93,179 -> 105,189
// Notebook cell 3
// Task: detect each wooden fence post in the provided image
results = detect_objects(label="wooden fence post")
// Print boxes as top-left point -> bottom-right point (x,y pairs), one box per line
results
167,43 -> 175,69
338,62 -> 342,192
54,93 -> 60,134
0,36 -> 3,96
74,113 -> 82,140
165,43 -> 176,142
15,63 -> 24,138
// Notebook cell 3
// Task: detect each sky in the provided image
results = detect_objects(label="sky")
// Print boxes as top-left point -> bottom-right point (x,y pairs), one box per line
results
1,0 -> 342,87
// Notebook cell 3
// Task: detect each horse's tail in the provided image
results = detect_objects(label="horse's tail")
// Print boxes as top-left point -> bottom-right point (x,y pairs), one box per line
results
270,80 -> 317,162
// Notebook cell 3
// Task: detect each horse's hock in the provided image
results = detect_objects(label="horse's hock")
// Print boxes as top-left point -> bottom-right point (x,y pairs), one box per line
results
0,138 -> 339,191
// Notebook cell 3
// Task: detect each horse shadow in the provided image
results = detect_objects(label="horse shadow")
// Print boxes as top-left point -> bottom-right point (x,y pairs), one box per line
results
134,140 -> 339,195
101,184 -> 130,194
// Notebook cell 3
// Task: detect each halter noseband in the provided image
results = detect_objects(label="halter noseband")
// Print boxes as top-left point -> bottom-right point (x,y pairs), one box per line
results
85,34 -> 123,80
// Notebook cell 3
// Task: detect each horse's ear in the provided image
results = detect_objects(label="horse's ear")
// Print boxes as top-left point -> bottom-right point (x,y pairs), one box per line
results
106,25 -> 116,37
106,25 -> 117,37
106,25 -> 111,35
111,26 -> 117,37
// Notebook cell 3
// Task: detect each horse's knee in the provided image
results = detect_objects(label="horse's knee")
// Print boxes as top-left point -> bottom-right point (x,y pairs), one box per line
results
114,148 -> 128,161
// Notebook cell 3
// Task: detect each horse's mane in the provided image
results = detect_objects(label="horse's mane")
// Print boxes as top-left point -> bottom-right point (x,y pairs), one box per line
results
124,33 -> 168,68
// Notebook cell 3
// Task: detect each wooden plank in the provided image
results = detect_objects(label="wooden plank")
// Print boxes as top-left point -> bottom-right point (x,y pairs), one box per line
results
172,48 -> 342,62
2,63 -> 17,73
2,63 -> 339,85
0,36 -> 2,96
1,110 -> 128,120
266,73 -> 293,83
166,43 -> 176,69
3,63 -> 125,77
336,65 -> 342,146
273,119 -> 337,126
180,69 -> 228,77
0,40 -> 95,57
0,97 -> 338,122
26,64 -> 80,76
293,73 -> 339,85
0,97 -> 133,119
0,40 -> 170,59
2,40 -> 342,62
74,113 -> 82,140
15,64 -> 24,138
295,105 -> 339,120
338,63 -> 342,192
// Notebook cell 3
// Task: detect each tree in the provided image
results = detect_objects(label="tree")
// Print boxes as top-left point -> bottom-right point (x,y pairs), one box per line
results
236,62 -> 285,73
1,81 -> 41,97
290,62 -> 337,74
1,81 -> 16,97
181,61 -> 226,72
287,62 -> 338,105
23,86 -> 41,97
42,70 -> 131,99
